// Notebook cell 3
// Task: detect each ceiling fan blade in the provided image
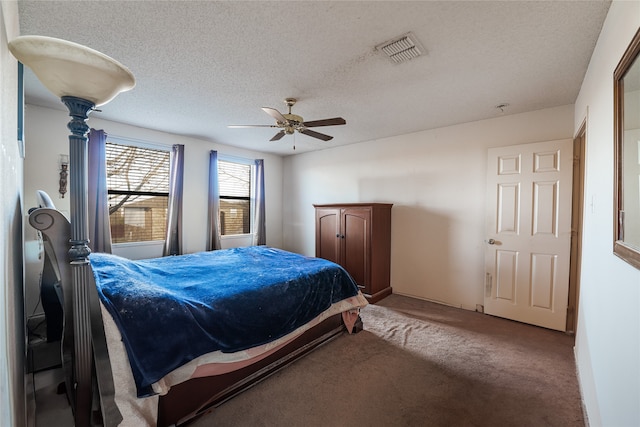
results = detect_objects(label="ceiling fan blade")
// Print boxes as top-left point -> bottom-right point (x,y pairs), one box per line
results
228,124 -> 278,128
262,107 -> 288,124
299,128 -> 333,141
302,117 -> 346,127
270,130 -> 286,141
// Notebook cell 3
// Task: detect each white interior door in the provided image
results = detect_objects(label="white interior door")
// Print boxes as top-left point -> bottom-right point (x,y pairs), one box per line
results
484,139 -> 572,331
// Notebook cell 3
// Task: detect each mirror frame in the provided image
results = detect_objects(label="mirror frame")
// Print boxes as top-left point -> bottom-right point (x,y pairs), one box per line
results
614,27 -> 640,269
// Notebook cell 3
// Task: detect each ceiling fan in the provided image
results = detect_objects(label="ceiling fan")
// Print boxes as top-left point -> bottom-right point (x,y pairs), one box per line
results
229,98 -> 346,142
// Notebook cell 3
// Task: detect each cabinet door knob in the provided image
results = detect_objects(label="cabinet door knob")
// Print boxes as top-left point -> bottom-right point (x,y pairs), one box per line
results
340,234 -> 345,239
336,234 -> 340,238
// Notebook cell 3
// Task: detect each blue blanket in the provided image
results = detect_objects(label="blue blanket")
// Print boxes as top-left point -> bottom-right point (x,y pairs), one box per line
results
90,246 -> 359,397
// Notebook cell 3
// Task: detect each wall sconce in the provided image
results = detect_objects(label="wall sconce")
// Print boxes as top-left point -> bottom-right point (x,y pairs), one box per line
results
59,154 -> 69,198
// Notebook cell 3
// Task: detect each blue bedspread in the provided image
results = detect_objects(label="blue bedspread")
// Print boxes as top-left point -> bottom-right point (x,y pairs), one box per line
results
89,246 -> 359,397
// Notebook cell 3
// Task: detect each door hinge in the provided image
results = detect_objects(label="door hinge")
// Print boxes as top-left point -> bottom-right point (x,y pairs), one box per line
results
485,273 -> 492,297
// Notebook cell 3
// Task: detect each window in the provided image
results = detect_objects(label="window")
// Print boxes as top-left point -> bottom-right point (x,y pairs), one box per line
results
106,140 -> 170,243
218,159 -> 252,235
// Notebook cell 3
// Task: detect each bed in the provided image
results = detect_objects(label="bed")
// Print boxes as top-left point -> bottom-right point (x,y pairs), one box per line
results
11,34 -> 367,427
29,204 -> 366,426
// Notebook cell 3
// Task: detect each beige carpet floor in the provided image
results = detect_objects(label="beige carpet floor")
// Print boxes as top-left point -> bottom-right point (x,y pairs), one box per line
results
189,294 -> 584,427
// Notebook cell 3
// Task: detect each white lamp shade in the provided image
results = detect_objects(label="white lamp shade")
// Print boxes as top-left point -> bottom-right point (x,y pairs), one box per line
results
8,35 -> 135,106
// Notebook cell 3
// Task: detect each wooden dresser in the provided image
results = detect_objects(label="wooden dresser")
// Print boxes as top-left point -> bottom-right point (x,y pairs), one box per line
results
314,203 -> 392,303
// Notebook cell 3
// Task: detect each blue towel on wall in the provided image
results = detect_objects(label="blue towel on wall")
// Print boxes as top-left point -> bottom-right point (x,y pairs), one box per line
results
90,246 -> 359,396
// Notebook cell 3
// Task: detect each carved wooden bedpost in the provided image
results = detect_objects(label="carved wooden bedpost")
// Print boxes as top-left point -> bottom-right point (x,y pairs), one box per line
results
8,35 -> 135,427
63,95 -> 95,426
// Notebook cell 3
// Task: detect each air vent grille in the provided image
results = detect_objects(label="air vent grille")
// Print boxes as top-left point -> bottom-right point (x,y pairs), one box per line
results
376,32 -> 425,64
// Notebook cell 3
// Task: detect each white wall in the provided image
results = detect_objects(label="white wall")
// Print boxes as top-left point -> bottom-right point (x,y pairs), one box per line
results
573,1 -> 640,426
282,104 -> 574,311
23,104 -> 284,314
280,2 -> 640,423
0,2 -> 26,426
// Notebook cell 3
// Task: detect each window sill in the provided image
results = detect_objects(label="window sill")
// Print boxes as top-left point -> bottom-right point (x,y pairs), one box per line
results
112,240 -> 164,260
221,234 -> 254,249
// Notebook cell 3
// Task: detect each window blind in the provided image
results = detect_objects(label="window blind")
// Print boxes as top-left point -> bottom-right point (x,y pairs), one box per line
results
106,143 -> 170,194
218,160 -> 251,235
106,141 -> 170,243
218,160 -> 250,198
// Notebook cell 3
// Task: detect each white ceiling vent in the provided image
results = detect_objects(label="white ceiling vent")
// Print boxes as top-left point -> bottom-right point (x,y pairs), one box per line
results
376,32 -> 425,64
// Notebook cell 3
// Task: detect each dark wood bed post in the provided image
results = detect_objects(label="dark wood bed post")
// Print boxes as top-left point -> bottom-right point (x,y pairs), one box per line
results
62,96 -> 95,427
62,97 -> 124,427
8,35 -> 135,427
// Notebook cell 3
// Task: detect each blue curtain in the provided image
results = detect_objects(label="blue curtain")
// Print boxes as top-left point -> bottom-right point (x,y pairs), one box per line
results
87,128 -> 112,253
163,144 -> 184,256
253,159 -> 266,246
207,150 -> 222,250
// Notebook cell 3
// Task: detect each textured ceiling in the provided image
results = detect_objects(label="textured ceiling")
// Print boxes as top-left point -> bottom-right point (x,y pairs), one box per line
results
16,1 -> 611,156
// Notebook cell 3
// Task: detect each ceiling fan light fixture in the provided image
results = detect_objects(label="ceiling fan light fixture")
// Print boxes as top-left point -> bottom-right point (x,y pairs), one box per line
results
376,32 -> 425,64
230,97 -> 345,144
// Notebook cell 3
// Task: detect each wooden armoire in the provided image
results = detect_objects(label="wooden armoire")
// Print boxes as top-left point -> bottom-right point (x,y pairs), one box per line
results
314,203 -> 392,303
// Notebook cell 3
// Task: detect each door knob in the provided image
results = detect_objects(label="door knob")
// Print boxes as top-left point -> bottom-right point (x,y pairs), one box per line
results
487,238 -> 496,245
